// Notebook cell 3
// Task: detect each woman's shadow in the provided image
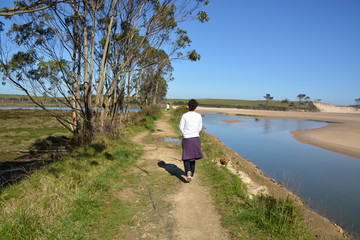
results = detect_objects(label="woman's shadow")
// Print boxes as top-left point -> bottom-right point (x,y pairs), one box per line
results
157,161 -> 187,183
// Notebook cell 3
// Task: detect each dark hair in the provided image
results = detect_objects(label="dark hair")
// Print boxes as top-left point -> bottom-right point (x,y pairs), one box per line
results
188,99 -> 198,111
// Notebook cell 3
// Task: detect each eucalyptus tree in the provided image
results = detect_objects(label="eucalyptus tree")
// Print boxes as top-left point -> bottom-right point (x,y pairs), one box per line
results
134,46 -> 173,105
297,94 -> 306,106
0,0 -> 209,141
355,98 -> 360,109
263,93 -> 273,106
304,96 -> 310,106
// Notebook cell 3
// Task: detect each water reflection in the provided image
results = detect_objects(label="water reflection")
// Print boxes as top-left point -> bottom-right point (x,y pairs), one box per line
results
264,118 -> 270,134
202,113 -> 360,236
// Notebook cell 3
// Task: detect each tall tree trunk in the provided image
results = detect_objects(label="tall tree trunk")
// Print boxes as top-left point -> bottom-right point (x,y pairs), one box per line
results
88,2 -> 97,138
71,14 -> 79,134
118,72 -> 126,125
108,81 -> 117,126
95,0 -> 118,131
82,6 -> 94,140
152,77 -> 159,105
125,68 -> 132,120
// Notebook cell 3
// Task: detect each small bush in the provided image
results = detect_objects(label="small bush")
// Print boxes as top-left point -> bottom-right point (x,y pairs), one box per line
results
169,105 -> 188,124
173,105 -> 188,117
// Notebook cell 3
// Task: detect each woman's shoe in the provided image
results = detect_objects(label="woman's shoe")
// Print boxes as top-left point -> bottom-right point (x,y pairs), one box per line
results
187,171 -> 192,182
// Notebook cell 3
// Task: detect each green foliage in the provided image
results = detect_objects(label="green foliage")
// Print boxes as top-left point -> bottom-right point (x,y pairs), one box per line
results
132,105 -> 162,131
176,29 -> 191,48
188,49 -> 201,61
169,105 -> 188,124
7,50 -> 36,70
173,105 -> 189,117
197,11 -> 210,23
355,98 -> 360,108
264,93 -> 273,106
8,21 -> 54,46
281,98 -> 289,104
239,195 -> 310,239
297,94 -> 306,101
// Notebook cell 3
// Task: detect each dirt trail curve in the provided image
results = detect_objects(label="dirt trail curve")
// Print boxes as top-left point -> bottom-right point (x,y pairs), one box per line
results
132,112 -> 229,240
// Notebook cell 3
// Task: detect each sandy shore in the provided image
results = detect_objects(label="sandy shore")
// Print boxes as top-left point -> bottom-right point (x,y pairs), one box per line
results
196,106 -> 360,159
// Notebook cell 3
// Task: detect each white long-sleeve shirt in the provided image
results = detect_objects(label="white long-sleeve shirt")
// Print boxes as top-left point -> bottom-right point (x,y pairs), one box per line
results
179,111 -> 202,138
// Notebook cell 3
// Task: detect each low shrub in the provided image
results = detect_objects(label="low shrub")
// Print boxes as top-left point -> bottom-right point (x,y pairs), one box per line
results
173,105 -> 188,117
169,105 -> 188,125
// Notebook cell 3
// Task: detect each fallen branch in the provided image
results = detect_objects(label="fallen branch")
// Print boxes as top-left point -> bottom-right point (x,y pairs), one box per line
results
135,165 -> 150,175
146,185 -> 157,210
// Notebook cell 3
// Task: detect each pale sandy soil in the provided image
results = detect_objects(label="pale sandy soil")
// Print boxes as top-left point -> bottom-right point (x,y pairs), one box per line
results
196,104 -> 360,159
314,102 -> 359,113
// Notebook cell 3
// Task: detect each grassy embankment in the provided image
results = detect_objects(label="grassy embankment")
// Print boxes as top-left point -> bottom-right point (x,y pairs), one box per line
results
170,106 -> 322,239
168,98 -> 318,111
0,107 -> 167,239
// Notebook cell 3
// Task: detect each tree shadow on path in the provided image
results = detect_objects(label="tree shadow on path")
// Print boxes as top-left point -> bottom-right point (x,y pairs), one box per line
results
157,160 -> 187,183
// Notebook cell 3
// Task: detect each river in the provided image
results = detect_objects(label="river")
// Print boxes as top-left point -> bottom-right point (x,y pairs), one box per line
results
202,113 -> 360,236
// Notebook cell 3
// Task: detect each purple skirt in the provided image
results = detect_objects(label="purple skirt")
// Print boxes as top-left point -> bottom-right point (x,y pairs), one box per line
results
182,137 -> 204,161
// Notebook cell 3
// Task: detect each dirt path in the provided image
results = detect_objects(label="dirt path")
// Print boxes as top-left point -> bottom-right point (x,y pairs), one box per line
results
132,112 -> 229,240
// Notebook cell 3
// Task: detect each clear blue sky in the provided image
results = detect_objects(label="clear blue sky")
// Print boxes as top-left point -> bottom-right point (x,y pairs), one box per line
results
0,0 -> 359,105
167,0 -> 360,105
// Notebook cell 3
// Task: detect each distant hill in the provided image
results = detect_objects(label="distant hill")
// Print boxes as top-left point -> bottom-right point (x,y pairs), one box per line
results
167,98 -> 318,111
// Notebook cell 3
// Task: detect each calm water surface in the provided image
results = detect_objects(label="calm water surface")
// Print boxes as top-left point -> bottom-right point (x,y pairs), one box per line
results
202,113 -> 360,236
0,107 -> 141,112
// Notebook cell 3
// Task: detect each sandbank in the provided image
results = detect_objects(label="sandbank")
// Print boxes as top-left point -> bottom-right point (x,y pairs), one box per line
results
196,106 -> 360,159
221,120 -> 243,123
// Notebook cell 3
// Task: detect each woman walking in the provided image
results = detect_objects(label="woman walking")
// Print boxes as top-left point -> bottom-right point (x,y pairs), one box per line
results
179,99 -> 204,182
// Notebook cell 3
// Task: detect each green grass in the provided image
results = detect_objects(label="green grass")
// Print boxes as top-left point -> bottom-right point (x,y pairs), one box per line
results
0,109 -> 71,161
0,134 -> 142,239
0,105 -> 167,239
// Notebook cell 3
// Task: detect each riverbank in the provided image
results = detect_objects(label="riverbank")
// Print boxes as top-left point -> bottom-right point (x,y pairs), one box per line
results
196,106 -> 360,159
202,131 -> 348,239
